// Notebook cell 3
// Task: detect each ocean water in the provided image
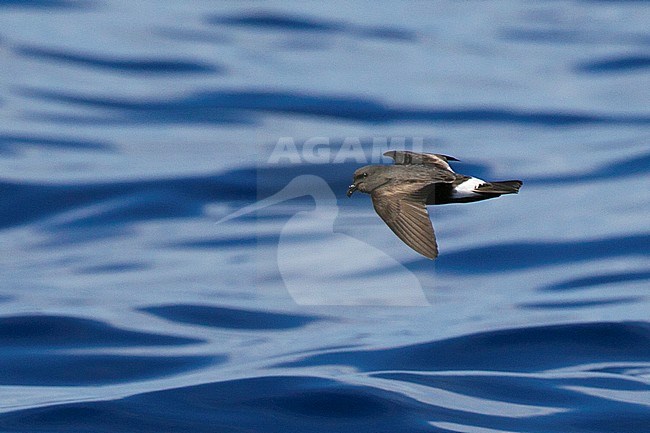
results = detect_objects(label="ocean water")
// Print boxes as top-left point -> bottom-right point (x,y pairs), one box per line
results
1,1 -> 649,432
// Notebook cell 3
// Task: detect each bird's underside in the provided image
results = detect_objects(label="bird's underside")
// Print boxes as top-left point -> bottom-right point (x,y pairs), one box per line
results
348,150 -> 522,260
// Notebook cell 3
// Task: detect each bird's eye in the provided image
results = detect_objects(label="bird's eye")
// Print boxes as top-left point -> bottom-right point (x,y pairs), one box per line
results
362,172 -> 368,178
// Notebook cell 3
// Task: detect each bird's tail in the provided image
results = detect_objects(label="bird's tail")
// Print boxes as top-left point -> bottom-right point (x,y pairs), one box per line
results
476,180 -> 522,195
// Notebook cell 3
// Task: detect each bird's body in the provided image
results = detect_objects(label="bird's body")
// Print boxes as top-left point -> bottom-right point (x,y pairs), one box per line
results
347,150 -> 522,259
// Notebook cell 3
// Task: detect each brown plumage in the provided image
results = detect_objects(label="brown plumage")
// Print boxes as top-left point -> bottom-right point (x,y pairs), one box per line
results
347,150 -> 522,259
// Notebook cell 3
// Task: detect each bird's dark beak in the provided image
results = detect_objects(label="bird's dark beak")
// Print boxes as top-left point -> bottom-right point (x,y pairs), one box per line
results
347,184 -> 357,197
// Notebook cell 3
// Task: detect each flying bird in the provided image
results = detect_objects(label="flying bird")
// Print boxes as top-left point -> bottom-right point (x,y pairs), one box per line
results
347,150 -> 522,259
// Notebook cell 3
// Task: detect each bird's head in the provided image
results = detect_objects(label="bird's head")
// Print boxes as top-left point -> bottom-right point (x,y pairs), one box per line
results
347,165 -> 390,197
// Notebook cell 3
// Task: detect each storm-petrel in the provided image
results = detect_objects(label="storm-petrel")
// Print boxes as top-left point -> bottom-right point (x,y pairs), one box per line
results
347,150 -> 522,259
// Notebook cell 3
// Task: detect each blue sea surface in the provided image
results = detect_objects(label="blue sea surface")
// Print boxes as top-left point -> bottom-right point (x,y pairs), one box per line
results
1,1 -> 649,432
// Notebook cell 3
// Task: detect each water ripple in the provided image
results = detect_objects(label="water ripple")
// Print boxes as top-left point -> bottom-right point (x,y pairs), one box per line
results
0,353 -> 218,386
208,11 -> 418,42
0,0 -> 91,9
0,161 -> 364,230
541,270 -> 650,292
501,27 -> 650,46
518,296 -> 644,310
0,376 -> 435,433
0,314 -> 214,386
375,372 -> 579,408
280,322 -> 650,372
429,233 -> 650,274
0,371 -> 648,433
576,54 -> 650,74
524,150 -> 650,185
140,305 -> 320,330
0,133 -> 113,154
20,88 -> 650,126
0,314 -> 203,348
15,45 -> 223,75
0,172 -> 251,229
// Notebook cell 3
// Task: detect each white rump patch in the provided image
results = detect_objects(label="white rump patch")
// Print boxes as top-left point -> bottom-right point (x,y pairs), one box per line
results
452,177 -> 486,198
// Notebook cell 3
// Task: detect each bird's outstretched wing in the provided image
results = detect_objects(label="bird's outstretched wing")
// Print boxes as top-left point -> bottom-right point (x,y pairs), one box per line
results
384,150 -> 458,172
371,182 -> 438,259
